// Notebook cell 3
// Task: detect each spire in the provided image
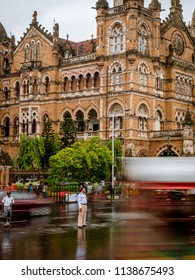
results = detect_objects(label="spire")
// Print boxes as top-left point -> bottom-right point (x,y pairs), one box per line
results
169,0 -> 183,18
190,10 -> 195,37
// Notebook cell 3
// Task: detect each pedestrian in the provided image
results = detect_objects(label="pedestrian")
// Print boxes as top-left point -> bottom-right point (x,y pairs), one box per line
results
77,186 -> 87,228
2,191 -> 14,227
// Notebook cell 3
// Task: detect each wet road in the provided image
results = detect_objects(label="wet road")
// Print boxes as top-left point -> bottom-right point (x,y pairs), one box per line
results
1,197 -> 195,260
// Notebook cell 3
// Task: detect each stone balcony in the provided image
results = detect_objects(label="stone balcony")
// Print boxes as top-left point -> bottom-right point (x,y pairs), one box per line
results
150,130 -> 183,139
20,61 -> 42,70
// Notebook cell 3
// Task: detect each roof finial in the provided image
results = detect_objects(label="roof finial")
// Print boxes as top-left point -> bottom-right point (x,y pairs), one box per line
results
32,11 -> 38,24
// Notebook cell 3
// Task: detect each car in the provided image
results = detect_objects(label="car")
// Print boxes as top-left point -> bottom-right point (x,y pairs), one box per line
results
0,191 -> 54,219
166,190 -> 185,200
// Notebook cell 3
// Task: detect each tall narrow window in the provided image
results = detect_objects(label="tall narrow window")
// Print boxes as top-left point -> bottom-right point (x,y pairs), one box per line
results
15,81 -> 20,98
110,24 -> 124,54
36,42 -> 41,61
44,76 -> 50,93
138,24 -> 149,55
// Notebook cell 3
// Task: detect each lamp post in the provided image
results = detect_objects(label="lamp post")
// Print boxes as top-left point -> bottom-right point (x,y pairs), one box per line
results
111,113 -> 115,197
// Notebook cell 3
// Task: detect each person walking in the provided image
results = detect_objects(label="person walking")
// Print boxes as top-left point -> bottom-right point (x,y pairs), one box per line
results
77,186 -> 87,228
2,191 -> 14,227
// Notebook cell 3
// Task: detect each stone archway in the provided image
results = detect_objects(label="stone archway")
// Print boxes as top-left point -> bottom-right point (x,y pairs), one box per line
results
156,144 -> 180,157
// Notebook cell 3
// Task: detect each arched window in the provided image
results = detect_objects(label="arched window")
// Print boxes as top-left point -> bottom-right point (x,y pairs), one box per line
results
32,119 -> 37,134
71,76 -> 77,91
155,110 -> 164,131
25,44 -> 30,62
137,104 -> 149,137
63,77 -> 69,92
13,117 -> 19,138
15,81 -> 20,98
63,111 -> 72,119
36,42 -> 41,61
78,74 -> 84,90
94,72 -> 100,88
110,63 -> 123,88
23,80 -> 30,95
138,63 -> 149,88
138,24 -> 149,55
33,78 -> 38,95
76,110 -> 85,132
3,117 -> 10,137
111,24 -> 124,54
108,103 -> 123,131
31,41 -> 35,61
43,114 -> 50,123
4,87 -> 9,101
86,73 -> 92,89
88,109 -> 99,131
44,76 -> 50,93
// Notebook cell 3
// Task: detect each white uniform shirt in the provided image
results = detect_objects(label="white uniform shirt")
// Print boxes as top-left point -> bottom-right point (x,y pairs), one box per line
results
77,192 -> 87,209
2,196 -> 14,207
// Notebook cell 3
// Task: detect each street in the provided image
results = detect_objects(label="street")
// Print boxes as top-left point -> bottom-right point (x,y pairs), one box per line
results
1,197 -> 195,260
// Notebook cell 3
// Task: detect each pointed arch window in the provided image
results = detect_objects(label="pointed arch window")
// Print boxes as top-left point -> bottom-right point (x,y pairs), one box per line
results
44,76 -> 50,94
25,44 -> 30,62
43,114 -> 50,123
137,104 -> 149,137
111,64 -> 123,88
33,78 -> 38,95
94,72 -> 100,88
138,24 -> 149,55
32,119 -> 37,134
4,87 -> 9,101
71,76 -> 77,91
109,24 -> 124,54
155,110 -> 164,131
78,75 -> 84,91
13,117 -> 19,138
36,42 -> 41,61
86,73 -> 92,89
23,80 -> 30,95
3,117 -> 10,137
15,81 -> 20,98
63,77 -> 69,92
31,41 -> 36,61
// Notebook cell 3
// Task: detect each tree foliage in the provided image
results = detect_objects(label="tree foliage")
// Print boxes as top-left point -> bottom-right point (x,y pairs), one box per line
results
41,120 -> 61,168
18,134 -> 45,170
48,137 -> 112,184
60,117 -> 77,148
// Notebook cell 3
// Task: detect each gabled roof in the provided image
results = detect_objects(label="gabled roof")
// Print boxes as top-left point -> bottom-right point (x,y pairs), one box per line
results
160,12 -> 195,47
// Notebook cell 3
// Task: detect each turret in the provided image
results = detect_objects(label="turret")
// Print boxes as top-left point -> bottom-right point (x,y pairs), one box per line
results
95,0 -> 109,56
169,0 -> 183,19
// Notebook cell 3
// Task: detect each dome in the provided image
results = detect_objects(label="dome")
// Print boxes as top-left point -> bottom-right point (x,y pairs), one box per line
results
0,22 -> 7,42
96,0 -> 109,9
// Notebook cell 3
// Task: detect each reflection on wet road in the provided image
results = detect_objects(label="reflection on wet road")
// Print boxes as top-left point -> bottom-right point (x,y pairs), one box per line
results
1,198 -> 195,260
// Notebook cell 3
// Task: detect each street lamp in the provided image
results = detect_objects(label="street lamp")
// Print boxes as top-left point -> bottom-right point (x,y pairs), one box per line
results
111,113 -> 115,197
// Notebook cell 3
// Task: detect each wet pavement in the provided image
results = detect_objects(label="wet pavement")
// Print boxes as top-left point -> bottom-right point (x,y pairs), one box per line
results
1,197 -> 195,260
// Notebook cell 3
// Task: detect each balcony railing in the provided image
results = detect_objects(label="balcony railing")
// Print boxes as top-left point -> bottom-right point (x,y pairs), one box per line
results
150,130 -> 183,138
20,61 -> 42,70
61,54 -> 96,66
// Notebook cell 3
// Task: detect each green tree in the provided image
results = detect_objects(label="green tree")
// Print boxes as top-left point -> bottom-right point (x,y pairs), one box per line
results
41,120 -> 61,168
60,117 -> 77,148
48,137 -> 112,184
18,134 -> 45,170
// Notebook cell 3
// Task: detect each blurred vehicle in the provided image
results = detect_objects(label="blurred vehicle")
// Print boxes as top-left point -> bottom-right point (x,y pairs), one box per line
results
0,191 -> 53,219
166,190 -> 185,200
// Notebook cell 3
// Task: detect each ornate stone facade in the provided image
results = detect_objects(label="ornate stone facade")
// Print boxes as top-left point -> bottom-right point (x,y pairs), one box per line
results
0,0 -> 195,161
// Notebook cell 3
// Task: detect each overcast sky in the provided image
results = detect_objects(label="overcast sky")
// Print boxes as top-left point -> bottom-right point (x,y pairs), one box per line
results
0,0 -> 194,43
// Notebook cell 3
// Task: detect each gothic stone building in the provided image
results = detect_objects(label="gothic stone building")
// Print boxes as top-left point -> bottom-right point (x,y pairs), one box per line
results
0,0 -> 195,163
